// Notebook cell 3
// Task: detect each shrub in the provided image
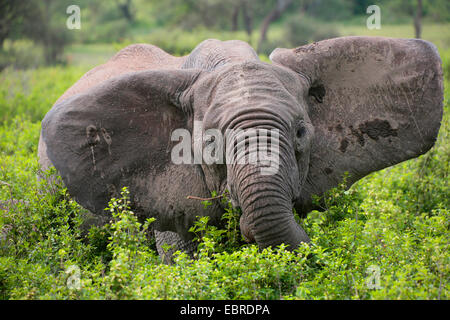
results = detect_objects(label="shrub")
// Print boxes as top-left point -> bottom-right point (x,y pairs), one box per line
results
258,14 -> 340,56
0,40 -> 45,70
284,14 -> 340,47
0,66 -> 85,123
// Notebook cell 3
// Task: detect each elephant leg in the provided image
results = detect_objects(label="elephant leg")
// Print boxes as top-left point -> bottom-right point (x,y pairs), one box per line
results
154,230 -> 197,264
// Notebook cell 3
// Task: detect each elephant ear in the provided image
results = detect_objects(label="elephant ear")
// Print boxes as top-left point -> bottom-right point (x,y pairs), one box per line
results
270,36 -> 444,214
41,69 -> 200,214
56,44 -> 187,103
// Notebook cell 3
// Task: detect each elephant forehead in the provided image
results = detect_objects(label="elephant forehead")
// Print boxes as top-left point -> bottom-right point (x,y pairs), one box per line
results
202,92 -> 304,134
218,61 -> 282,79
204,62 -> 295,97
213,62 -> 307,102
192,62 -> 308,130
181,39 -> 259,71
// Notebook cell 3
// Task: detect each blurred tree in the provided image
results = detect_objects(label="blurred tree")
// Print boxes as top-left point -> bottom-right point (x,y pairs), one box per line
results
242,1 -> 253,36
152,0 -> 233,30
23,0 -> 74,64
231,0 -> 254,36
152,0 -> 291,36
116,0 -> 135,23
306,0 -> 353,21
426,0 -> 450,22
379,0 -> 449,38
257,0 -> 293,52
149,0 -> 361,49
284,13 -> 340,47
77,0 -> 131,43
1,0 -> 75,65
0,1 -> 32,48
352,0 -> 373,14
414,0 -> 422,38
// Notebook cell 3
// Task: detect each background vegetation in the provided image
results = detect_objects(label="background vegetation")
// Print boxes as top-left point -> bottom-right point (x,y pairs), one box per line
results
0,0 -> 448,299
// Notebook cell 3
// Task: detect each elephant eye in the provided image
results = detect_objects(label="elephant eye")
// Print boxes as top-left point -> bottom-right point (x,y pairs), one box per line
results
308,84 -> 326,103
296,126 -> 306,138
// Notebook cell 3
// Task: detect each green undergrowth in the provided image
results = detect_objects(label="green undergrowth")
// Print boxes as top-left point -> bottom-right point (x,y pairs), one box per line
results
0,56 -> 448,299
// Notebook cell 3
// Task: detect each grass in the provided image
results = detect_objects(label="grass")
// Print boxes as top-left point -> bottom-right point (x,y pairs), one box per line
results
65,44 -> 117,68
0,23 -> 448,300
338,23 -> 450,49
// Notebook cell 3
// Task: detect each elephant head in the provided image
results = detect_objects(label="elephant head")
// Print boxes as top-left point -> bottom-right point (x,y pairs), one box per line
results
40,37 -> 443,251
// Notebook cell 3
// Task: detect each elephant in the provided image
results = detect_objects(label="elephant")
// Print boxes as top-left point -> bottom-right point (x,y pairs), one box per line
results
38,37 -> 443,260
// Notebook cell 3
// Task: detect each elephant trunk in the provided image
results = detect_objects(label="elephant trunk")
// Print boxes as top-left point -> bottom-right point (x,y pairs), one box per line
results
239,182 -> 310,249
228,132 -> 310,250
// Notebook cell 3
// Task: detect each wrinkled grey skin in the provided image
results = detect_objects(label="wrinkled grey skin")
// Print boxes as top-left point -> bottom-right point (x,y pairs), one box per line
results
39,37 -> 443,258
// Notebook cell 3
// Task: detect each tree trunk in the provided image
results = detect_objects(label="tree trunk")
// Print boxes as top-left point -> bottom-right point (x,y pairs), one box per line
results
118,0 -> 134,23
231,5 -> 239,31
43,0 -> 54,65
257,0 -> 292,53
414,0 -> 422,39
242,1 -> 253,37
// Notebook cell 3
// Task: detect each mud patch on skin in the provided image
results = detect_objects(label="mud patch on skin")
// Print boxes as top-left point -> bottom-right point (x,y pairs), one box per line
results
101,128 -> 113,155
349,125 -> 365,146
107,183 -> 118,199
339,138 -> 349,153
359,119 -> 398,141
294,42 -> 318,54
324,167 -> 333,175
86,125 -> 100,146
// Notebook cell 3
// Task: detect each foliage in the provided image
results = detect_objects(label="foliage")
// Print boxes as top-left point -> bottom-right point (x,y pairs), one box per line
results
188,191 -> 245,255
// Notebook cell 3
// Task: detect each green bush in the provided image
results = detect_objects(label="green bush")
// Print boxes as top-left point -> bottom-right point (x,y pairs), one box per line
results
80,19 -> 130,44
0,66 -> 85,123
258,14 -> 340,56
284,14 -> 340,47
0,40 -> 45,70
129,28 -> 255,57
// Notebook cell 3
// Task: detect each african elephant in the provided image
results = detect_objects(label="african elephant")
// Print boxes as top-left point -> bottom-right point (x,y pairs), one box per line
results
38,37 -> 443,258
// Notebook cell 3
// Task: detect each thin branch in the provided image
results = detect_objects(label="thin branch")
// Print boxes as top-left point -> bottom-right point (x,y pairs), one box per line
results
186,194 -> 225,201
0,180 -> 11,187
